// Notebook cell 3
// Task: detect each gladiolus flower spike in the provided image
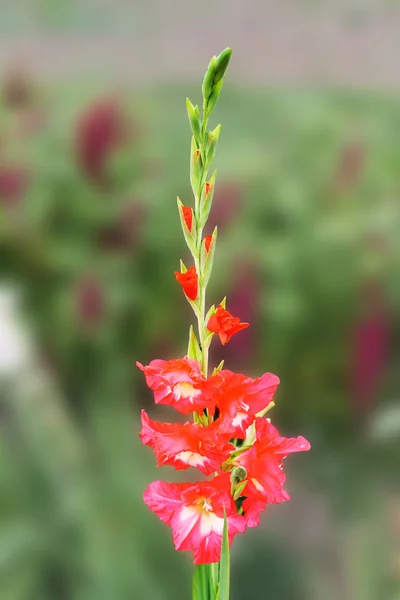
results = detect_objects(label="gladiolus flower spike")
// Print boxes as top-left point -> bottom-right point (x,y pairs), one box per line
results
137,48 -> 311,598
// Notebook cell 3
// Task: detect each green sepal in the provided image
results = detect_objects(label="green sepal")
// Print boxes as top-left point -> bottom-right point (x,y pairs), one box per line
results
203,332 -> 214,349
199,170 -> 217,229
190,136 -> 202,195
205,79 -> 223,119
186,98 -> 202,145
217,511 -> 230,600
201,226 -> 218,287
188,325 -> 202,362
205,304 -> 216,324
212,360 -> 224,376
179,259 -> 187,273
206,124 -> 222,168
177,196 -> 197,257
232,479 -> 248,501
220,296 -> 226,309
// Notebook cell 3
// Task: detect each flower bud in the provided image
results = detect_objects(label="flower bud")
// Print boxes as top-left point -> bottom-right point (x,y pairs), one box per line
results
230,466 -> 248,485
177,197 -> 197,256
206,124 -> 221,168
203,235 -> 212,254
201,226 -> 217,287
214,48 -> 233,85
190,136 -> 202,195
186,98 -> 202,145
202,48 -> 232,118
202,56 -> 218,104
199,170 -> 217,228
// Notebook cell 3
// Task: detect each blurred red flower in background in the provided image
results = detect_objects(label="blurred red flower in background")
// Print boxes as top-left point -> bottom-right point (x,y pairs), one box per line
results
0,164 -> 29,206
75,276 -> 105,329
76,97 -> 130,185
350,280 -> 391,415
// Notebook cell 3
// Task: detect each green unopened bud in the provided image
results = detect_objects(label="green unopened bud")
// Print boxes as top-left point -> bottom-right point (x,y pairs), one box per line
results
230,466 -> 247,485
202,49 -> 232,118
214,48 -> 233,85
186,98 -> 202,144
230,466 -> 248,500
190,136 -> 202,194
202,55 -> 218,104
206,124 -> 222,168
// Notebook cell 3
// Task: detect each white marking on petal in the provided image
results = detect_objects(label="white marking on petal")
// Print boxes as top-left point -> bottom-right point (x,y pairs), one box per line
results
251,477 -> 266,494
232,411 -> 248,428
175,451 -> 207,468
173,382 -> 202,401
199,512 -> 224,537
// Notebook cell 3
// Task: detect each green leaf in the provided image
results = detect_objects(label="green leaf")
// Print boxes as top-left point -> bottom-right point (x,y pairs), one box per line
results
217,512 -> 230,600
193,564 -> 211,600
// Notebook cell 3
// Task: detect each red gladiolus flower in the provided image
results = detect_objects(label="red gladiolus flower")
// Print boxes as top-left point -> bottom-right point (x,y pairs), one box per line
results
140,410 -> 234,475
182,206 -> 193,233
203,369 -> 280,438
207,304 -> 249,345
175,267 -> 198,301
143,475 -> 246,564
204,235 -> 212,254
233,417 -> 311,506
136,358 -> 213,414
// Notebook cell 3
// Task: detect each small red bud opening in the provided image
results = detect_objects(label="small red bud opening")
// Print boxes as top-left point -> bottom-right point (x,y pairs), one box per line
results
204,235 -> 212,254
182,206 -> 193,233
205,182 -> 211,195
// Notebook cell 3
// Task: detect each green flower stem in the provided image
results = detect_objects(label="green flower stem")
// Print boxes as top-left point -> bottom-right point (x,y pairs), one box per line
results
194,117 -> 209,378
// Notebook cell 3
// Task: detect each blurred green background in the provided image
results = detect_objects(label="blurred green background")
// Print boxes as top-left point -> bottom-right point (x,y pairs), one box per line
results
0,1 -> 400,599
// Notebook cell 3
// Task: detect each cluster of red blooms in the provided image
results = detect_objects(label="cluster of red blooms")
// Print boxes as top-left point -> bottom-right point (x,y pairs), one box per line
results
138,308 -> 310,564
138,47 -> 310,566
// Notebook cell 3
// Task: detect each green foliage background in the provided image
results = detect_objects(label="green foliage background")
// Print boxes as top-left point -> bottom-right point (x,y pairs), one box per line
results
0,79 -> 399,599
